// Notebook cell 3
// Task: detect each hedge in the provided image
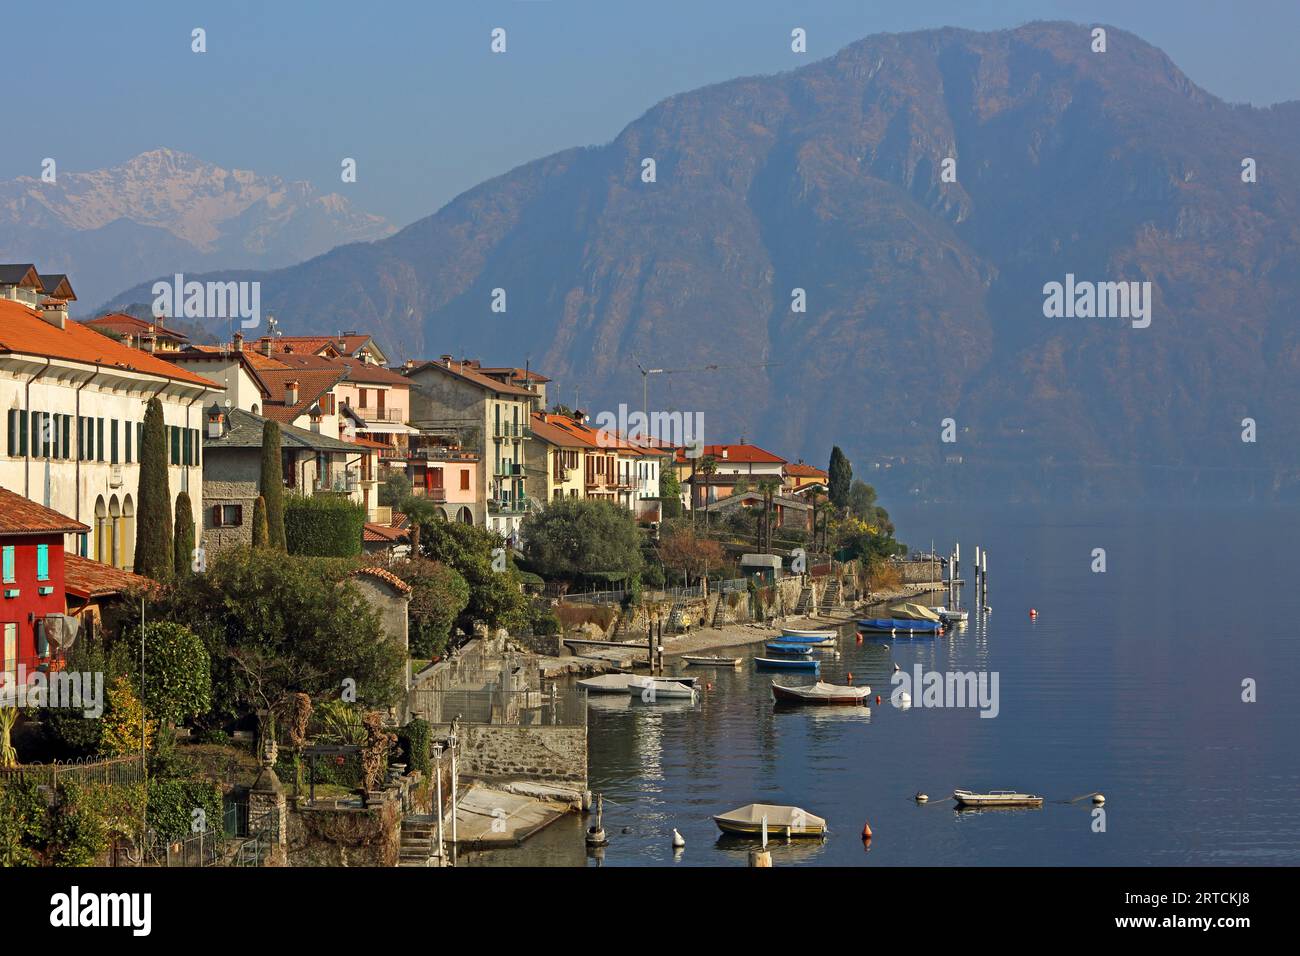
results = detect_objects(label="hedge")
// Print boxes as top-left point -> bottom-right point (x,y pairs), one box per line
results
284,495 -> 366,557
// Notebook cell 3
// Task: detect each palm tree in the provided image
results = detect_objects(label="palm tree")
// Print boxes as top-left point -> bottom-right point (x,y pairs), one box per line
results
697,456 -> 718,530
757,477 -> 781,553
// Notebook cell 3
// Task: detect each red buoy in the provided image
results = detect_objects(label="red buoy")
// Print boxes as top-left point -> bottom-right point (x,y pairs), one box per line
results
861,821 -> 872,840
875,695 -> 881,704
846,672 -> 854,684
855,632 -> 864,642
1029,608 -> 1038,618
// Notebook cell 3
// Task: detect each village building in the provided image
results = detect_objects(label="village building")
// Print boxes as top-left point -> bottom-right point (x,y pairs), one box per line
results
401,357 -> 542,538
200,405 -> 374,553
0,269 -> 217,567
784,460 -> 829,496
673,441 -> 787,511
83,312 -> 189,352
252,332 -> 389,366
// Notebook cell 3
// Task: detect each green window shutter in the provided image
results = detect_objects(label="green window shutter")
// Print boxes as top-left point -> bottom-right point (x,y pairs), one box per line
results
5,409 -> 14,457
125,420 -> 133,463
36,544 -> 49,581
111,419 -> 119,464
61,414 -> 71,459
171,425 -> 180,465
96,418 -> 105,461
19,411 -> 27,456
1,546 -> 13,583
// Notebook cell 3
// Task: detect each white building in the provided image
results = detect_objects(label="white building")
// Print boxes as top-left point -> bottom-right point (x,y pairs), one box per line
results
0,269 -> 218,567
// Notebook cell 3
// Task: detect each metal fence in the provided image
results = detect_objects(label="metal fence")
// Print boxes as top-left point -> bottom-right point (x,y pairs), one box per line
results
0,755 -> 145,796
558,587 -> 628,605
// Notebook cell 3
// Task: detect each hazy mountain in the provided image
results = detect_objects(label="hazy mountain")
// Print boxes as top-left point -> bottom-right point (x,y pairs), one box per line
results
1,148 -> 394,308
103,23 -> 1300,500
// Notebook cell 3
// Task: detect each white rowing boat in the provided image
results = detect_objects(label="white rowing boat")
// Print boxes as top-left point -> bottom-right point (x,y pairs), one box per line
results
682,655 -> 742,666
781,628 -> 837,639
952,789 -> 1044,808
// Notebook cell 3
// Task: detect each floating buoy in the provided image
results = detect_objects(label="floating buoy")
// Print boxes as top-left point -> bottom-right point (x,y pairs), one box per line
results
706,682 -> 713,691
1093,794 -> 1106,805
846,672 -> 854,684
1029,608 -> 1038,618
915,792 -> 929,804
892,662 -> 900,673
672,828 -> 685,848
856,632 -> 864,643
897,692 -> 912,705
875,694 -> 881,704
861,821 -> 872,840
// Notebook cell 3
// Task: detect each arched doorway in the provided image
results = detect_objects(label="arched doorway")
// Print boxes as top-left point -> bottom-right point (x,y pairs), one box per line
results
437,506 -> 450,522
456,506 -> 473,525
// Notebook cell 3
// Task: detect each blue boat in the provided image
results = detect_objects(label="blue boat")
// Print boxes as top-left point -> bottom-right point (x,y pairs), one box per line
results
755,657 -> 821,672
775,634 -> 836,646
857,618 -> 944,635
765,641 -> 814,655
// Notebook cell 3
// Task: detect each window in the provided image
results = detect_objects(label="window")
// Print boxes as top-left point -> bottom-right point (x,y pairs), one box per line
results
1,546 -> 13,583
212,504 -> 244,527
460,469 -> 470,491
170,426 -> 180,465
111,420 -> 119,464
61,414 -> 71,459
125,421 -> 133,463
183,428 -> 191,465
96,418 -> 105,461
36,544 -> 49,581
358,388 -> 368,409
36,620 -> 48,657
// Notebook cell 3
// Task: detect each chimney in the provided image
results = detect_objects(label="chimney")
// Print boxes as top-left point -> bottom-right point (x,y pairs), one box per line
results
206,403 -> 225,439
232,331 -> 243,352
440,354 -> 452,367
721,448 -> 729,459
38,301 -> 67,331
262,338 -> 273,357
285,380 -> 299,406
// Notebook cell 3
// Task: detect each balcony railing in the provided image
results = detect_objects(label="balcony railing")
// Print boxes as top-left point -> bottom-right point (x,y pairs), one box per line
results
493,423 -> 532,439
494,462 -> 523,478
360,408 -> 408,423
407,447 -> 479,462
488,496 -> 534,516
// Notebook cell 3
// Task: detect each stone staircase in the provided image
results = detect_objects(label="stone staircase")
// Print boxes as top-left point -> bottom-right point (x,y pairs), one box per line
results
792,586 -> 814,616
398,814 -> 443,867
819,578 -> 842,612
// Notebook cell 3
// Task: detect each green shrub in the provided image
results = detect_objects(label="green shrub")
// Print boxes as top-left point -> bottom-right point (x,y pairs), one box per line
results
146,779 -> 223,840
397,717 -> 431,776
285,495 -> 366,557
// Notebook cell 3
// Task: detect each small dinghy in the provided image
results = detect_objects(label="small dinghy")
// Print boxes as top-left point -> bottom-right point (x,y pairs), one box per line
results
755,657 -> 820,672
682,655 -> 742,667
952,789 -> 1044,808
781,628 -> 837,640
771,680 -> 871,705
929,606 -> 969,624
577,674 -> 638,694
775,634 -> 835,646
765,641 -> 814,655
714,803 -> 827,838
625,675 -> 698,700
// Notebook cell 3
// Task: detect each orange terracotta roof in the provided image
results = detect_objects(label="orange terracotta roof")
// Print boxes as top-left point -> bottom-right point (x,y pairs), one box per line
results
63,554 -> 157,599
345,436 -> 390,449
673,442 -> 786,465
0,488 -> 89,536
272,351 -> 409,386
785,463 -> 828,478
0,300 -> 217,388
260,367 -> 344,423
85,312 -> 188,341
361,525 -> 410,545
352,566 -> 412,591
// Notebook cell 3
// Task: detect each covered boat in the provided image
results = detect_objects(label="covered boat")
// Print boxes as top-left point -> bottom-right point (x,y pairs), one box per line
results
771,680 -> 871,705
781,628 -> 837,640
857,618 -> 944,635
765,641 -> 814,655
714,803 -> 827,838
952,789 -> 1044,808
755,657 -> 820,672
577,674 -> 638,694
888,602 -> 942,622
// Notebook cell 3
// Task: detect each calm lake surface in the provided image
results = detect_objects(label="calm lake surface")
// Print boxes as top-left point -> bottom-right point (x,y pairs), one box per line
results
464,505 -> 1300,866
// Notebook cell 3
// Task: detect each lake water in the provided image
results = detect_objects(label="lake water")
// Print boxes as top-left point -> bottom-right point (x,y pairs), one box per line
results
463,505 -> 1300,866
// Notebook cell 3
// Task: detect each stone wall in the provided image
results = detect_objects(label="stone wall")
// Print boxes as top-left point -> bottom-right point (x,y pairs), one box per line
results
286,793 -> 403,867
896,559 -> 945,585
201,447 -> 260,553
439,723 -> 587,787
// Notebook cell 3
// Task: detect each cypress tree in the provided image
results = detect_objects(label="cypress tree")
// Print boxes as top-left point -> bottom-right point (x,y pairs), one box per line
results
134,397 -> 173,577
260,420 -> 287,551
828,446 -> 852,510
252,495 -> 269,548
173,492 -> 195,577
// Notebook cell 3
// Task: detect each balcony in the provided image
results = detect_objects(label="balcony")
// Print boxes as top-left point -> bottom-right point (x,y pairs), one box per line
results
314,470 -> 359,495
493,423 -> 532,440
407,447 -> 479,463
361,408 -> 408,424
488,496 -> 534,516
494,462 -> 523,478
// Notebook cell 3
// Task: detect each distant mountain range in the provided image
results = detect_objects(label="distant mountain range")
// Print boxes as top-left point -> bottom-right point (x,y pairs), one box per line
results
1,148 -> 393,308
102,23 -> 1300,500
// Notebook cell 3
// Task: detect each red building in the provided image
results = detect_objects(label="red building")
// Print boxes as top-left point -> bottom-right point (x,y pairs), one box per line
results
0,488 -> 88,684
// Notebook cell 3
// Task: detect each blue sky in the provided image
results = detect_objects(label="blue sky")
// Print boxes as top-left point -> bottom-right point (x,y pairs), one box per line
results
5,0 -> 1300,226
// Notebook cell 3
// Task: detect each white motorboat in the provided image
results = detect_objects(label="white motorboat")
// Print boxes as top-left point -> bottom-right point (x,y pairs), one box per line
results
929,606 -> 969,624
952,789 -> 1044,808
626,675 -> 698,700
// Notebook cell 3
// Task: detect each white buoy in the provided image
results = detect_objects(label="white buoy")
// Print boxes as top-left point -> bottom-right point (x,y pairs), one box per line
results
1093,794 -> 1106,805
915,792 -> 929,804
897,692 -> 912,705
672,828 -> 685,848
892,663 -> 900,673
